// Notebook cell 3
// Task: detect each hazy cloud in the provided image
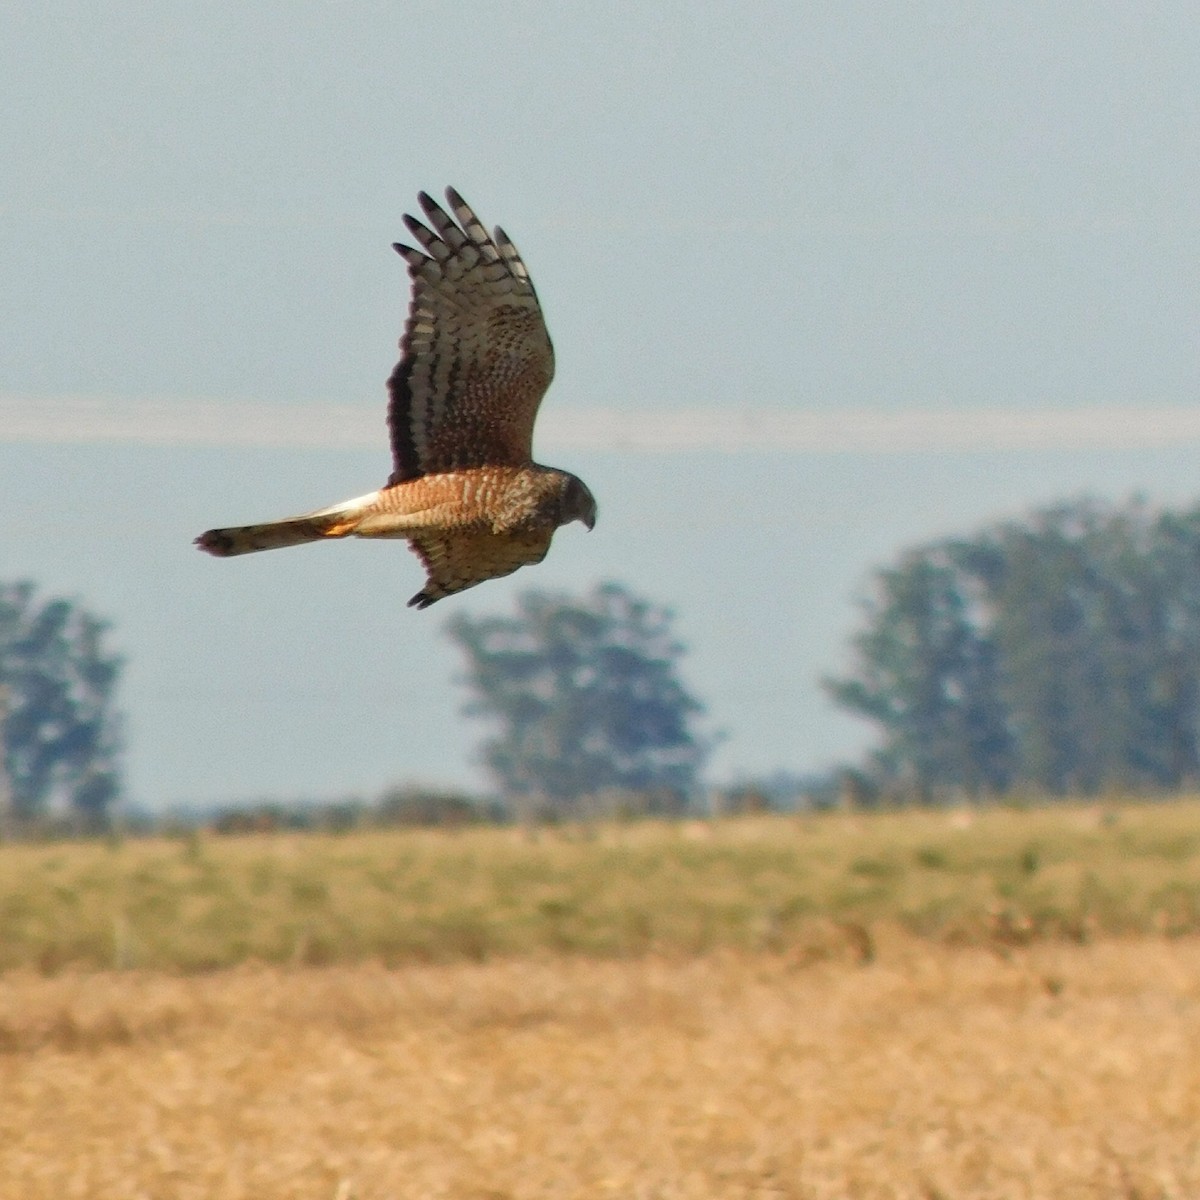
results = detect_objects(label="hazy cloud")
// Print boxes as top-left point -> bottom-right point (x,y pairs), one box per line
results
4,393 -> 1200,455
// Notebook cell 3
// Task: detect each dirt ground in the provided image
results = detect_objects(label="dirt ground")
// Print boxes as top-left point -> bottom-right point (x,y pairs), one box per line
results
2,937 -> 1199,1199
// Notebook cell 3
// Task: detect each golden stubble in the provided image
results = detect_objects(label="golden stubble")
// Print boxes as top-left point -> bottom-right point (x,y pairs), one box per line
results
3,938 -> 1199,1200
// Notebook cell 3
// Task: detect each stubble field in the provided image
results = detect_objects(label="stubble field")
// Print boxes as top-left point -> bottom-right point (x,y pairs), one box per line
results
3,805 -> 1200,1198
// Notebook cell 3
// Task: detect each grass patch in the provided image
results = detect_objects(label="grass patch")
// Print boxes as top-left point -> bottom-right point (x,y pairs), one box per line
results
1,800 -> 1199,972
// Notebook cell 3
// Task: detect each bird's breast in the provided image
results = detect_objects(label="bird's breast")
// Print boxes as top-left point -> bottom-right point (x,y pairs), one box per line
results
365,466 -> 549,533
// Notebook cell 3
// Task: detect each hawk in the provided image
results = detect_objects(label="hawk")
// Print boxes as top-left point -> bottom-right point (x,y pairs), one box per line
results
195,187 -> 596,608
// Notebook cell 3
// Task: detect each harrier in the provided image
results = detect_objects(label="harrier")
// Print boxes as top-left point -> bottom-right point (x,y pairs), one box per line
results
195,188 -> 596,608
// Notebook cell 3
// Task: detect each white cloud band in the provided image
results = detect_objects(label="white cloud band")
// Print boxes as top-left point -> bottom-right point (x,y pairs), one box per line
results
2,394 -> 1198,455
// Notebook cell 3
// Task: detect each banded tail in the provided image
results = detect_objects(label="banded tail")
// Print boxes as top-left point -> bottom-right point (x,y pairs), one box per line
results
195,491 -> 381,558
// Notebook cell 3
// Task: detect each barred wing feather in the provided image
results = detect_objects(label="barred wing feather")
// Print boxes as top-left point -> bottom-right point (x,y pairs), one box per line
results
387,188 -> 555,484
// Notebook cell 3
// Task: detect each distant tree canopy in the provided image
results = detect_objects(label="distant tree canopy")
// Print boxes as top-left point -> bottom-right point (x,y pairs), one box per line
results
0,582 -> 123,828
826,498 -> 1200,800
445,582 -> 712,817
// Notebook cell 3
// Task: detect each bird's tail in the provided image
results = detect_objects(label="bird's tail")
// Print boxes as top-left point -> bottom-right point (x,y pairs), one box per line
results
195,491 -> 381,558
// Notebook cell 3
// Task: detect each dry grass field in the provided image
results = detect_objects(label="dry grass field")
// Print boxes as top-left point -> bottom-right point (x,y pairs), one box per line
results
3,805 -> 1200,1197
3,942 -> 1199,1199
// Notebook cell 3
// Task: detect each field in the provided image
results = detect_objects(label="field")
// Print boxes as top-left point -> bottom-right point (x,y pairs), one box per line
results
3,804 -> 1200,1198
4,803 -> 1200,973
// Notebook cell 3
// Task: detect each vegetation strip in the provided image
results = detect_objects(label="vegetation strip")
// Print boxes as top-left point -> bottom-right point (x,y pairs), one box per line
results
2,804 -> 1199,973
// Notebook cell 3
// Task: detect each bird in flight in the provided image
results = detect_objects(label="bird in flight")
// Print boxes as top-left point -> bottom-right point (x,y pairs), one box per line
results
195,188 -> 596,608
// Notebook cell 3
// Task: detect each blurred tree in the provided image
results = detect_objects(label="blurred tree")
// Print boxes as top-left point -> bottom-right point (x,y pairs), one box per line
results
977,502 -> 1173,793
445,582 -> 711,817
0,582 -> 123,829
824,548 -> 1012,800
827,498 -> 1200,800
1147,506 -> 1200,782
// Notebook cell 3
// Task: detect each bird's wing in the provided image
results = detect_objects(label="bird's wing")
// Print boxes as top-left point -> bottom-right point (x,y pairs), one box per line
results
387,188 -> 555,484
405,527 -> 553,608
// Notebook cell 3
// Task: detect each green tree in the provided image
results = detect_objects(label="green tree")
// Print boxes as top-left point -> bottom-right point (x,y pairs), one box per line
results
445,582 -> 711,816
824,548 -> 1011,800
976,502 -> 1173,792
827,498 -> 1200,800
0,582 -> 123,829
1147,506 -> 1200,784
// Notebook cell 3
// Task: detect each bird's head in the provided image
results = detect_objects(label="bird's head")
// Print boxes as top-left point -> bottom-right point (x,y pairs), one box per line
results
561,473 -> 597,531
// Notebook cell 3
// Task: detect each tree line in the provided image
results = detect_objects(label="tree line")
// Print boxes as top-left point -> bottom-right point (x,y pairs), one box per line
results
0,578 -> 716,832
826,497 -> 1200,800
10,495 -> 1200,831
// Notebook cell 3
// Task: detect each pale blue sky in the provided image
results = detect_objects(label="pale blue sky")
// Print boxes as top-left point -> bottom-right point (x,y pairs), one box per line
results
4,3 -> 1200,805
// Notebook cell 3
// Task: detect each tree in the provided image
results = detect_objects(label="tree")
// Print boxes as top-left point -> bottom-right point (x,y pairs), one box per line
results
826,498 -> 1200,800
1145,506 -> 1200,782
824,547 -> 1012,800
445,582 -> 711,817
0,582 -> 123,829
976,502 -> 1174,793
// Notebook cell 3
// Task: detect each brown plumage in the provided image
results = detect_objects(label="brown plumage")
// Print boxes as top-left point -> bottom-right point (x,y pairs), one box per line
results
195,188 -> 596,608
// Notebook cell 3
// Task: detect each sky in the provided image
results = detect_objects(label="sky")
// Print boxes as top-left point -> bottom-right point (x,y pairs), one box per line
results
4,3 -> 1200,807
